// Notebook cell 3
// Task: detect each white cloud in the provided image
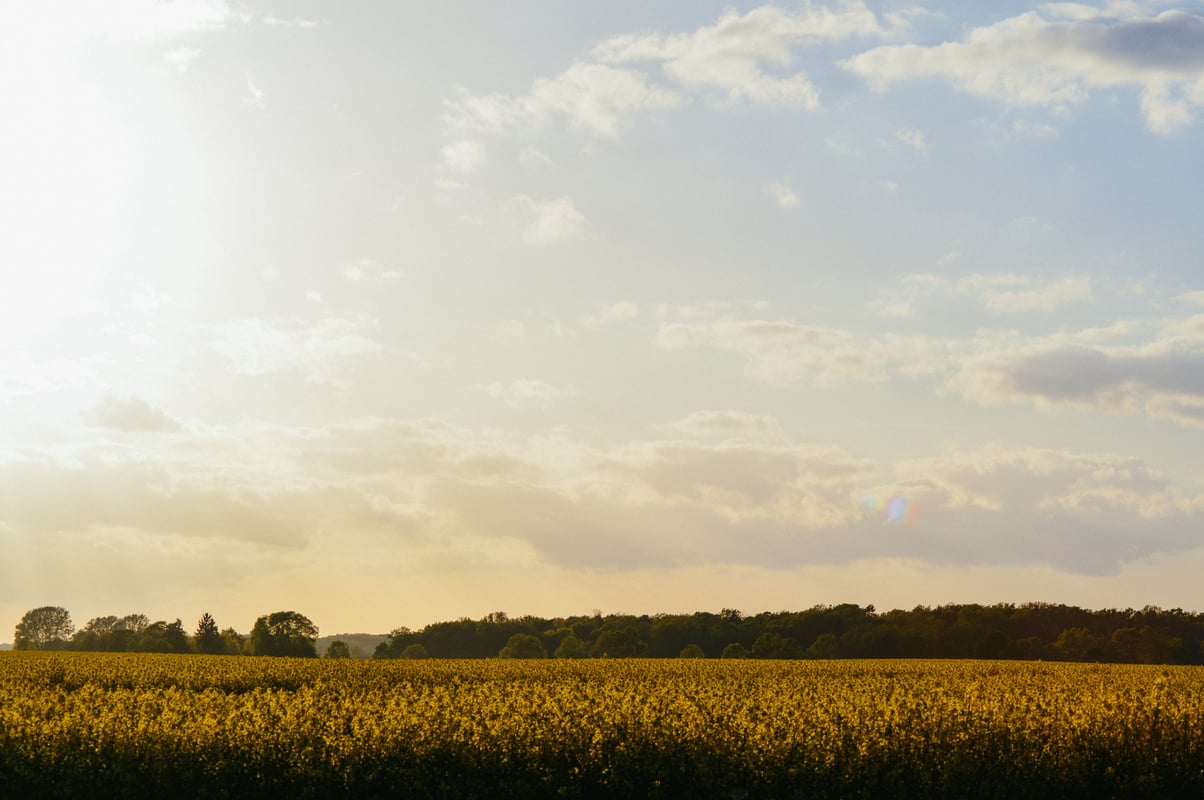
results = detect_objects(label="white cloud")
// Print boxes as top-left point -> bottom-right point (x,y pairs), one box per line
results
241,75 -> 264,109
660,410 -> 788,444
654,299 -> 772,321
0,456 -> 307,548
586,301 -> 640,326
519,146 -> 554,167
824,137 -> 863,157
406,421 -> 1204,573
1172,289 -> 1204,307
437,2 -> 893,176
339,259 -> 382,283
444,62 -> 684,139
593,2 -> 890,109
164,46 -> 201,72
887,443 -> 1204,572
128,282 -> 172,313
262,15 -> 318,29
866,296 -> 916,319
211,317 -> 383,383
440,139 -> 485,173
654,300 -> 1204,429
0,356 -> 102,401
868,272 -> 942,318
764,182 -> 800,208
957,273 -> 1094,313
895,126 -> 927,153
869,272 -> 1095,317
475,379 -> 573,408
940,312 -> 1204,426
654,319 -> 932,386
84,394 -> 182,433
843,8 -> 1204,133
936,250 -> 963,267
1012,118 -> 1060,139
513,195 -> 587,244
5,411 -> 1204,587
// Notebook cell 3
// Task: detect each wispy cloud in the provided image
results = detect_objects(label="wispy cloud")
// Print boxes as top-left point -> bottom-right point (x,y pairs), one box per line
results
512,195 -> 587,244
659,409 -> 788,444
84,394 -> 182,433
440,139 -> 486,174
593,2 -> 891,109
263,15 -> 318,29
895,126 -> 927,153
211,317 -> 383,383
1173,290 -> 1204,307
764,182 -> 800,208
843,8 -> 1204,133
655,318 -> 931,386
585,301 -> 640,326
444,62 -> 684,140
241,75 -> 264,109
475,379 -> 573,408
164,46 -> 201,72
869,272 -> 1095,317
959,273 -> 1094,313
657,298 -> 1204,430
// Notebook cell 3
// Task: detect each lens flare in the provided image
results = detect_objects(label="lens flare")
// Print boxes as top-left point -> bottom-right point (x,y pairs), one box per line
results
859,492 -> 921,526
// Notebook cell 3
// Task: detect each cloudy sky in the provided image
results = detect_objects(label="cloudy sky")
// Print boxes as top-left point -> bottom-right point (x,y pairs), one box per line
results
4,0 -> 1204,637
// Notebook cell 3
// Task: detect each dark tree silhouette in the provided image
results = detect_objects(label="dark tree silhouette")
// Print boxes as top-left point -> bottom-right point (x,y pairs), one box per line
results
250,611 -> 318,657
195,613 -> 224,655
325,640 -> 352,659
499,633 -> 546,659
14,606 -> 73,650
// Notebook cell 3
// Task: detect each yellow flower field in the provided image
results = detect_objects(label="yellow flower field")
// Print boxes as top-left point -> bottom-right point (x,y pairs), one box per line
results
2,653 -> 1202,798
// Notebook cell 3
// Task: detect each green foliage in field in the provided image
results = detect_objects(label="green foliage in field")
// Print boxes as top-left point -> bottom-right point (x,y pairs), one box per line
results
2,653 -> 1203,799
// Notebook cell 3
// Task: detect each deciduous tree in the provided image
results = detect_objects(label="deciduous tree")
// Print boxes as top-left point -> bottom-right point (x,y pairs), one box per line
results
399,643 -> 428,659
325,640 -> 352,659
14,606 -> 73,650
499,633 -> 546,659
554,634 -> 587,659
250,611 -> 318,657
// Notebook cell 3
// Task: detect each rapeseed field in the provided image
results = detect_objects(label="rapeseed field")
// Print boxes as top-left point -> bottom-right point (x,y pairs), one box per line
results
2,653 -> 1202,798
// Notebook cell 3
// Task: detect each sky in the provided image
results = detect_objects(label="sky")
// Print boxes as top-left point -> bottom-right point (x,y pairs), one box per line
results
4,0 -> 1204,638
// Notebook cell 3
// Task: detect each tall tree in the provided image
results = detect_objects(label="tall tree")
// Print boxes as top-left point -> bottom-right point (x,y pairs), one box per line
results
165,619 -> 190,654
250,611 -> 318,657
324,640 -> 352,659
14,606 -> 73,651
73,616 -> 120,651
220,627 -> 246,656
194,613 -> 224,655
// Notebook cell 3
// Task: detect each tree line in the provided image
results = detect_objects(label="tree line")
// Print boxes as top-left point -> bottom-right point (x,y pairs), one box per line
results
11,607 -> 343,658
374,603 -> 1204,664
13,602 -> 1204,664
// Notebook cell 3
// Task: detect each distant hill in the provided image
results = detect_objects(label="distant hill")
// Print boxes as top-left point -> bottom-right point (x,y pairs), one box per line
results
315,633 -> 388,659
0,643 -> 12,651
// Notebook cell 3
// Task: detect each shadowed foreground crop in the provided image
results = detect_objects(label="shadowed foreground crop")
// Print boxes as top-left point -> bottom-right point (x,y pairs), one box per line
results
2,653 -> 1203,799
